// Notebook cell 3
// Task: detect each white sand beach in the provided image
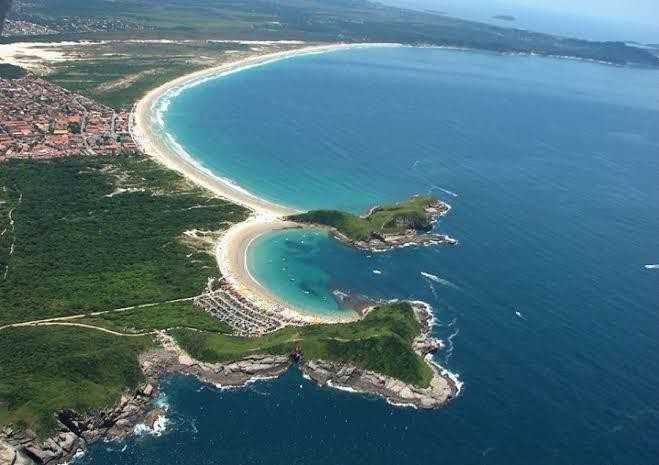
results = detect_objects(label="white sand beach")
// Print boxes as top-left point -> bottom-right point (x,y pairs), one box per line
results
131,43 -> 381,324
131,42 -> 378,216
215,216 -> 359,324
0,41 -> 94,73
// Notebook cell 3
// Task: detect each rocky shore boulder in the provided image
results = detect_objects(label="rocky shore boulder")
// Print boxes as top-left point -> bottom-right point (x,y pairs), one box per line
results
0,441 -> 17,465
302,359 -> 456,409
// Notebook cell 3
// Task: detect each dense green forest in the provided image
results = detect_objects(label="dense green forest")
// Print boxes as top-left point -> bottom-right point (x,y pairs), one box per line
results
0,326 -> 154,435
0,155 -> 247,325
0,63 -> 26,79
0,154 -> 244,435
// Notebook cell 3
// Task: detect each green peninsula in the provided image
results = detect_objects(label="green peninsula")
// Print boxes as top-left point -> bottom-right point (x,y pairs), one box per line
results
0,156 -> 450,441
172,301 -> 433,387
288,195 -> 455,250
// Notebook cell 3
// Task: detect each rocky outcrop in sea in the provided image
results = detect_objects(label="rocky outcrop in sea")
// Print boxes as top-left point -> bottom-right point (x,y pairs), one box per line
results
0,301 -> 457,465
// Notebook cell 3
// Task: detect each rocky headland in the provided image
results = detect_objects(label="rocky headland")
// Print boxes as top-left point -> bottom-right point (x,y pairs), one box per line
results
329,227 -> 457,252
302,301 -> 459,408
289,195 -> 458,252
0,301 -> 456,465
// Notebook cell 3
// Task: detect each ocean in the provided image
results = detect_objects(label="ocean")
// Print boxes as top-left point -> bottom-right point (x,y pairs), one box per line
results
80,47 -> 659,464
382,0 -> 659,44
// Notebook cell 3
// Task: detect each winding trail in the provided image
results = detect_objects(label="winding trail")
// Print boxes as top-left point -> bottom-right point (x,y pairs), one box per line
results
9,321 -> 157,337
0,295 -> 200,332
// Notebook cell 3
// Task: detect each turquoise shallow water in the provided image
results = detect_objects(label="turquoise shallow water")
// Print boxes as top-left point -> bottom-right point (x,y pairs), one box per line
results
80,47 -> 659,464
247,229 -> 346,315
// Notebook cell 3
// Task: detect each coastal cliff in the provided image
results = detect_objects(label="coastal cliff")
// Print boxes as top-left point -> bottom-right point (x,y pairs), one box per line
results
0,301 -> 457,465
301,301 -> 458,408
289,195 -> 457,252
0,341 -> 293,465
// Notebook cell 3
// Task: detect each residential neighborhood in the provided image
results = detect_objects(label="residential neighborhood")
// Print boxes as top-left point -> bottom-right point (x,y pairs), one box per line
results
0,76 -> 138,160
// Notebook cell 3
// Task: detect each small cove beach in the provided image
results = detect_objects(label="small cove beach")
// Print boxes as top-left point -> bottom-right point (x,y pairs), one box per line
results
131,42 -> 392,324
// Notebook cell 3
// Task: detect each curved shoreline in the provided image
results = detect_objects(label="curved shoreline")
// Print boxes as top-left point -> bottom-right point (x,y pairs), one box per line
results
132,41 -> 397,216
215,216 -> 359,324
132,42 -> 395,323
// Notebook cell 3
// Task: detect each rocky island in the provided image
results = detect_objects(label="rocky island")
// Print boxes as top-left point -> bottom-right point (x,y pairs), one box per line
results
288,195 -> 457,251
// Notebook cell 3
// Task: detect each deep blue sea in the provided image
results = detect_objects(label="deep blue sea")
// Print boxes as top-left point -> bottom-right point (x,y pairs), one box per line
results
81,47 -> 659,464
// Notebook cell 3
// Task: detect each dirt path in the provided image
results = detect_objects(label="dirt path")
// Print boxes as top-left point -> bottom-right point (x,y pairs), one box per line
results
0,294 -> 202,332
7,321 -> 157,337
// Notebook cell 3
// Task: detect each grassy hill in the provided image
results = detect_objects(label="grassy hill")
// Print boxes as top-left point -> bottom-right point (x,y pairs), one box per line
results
172,301 -> 433,388
0,326 -> 154,435
289,195 -> 443,241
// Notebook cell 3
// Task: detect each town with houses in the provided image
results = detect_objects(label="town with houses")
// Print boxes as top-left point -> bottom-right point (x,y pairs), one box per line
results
0,70 -> 301,339
0,76 -> 139,161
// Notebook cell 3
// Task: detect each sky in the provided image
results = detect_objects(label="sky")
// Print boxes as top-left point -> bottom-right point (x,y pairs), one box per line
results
503,0 -> 658,25
382,0 -> 659,43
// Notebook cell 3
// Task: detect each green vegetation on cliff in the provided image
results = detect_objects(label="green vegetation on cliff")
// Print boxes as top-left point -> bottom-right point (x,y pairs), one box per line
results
289,195 -> 443,242
172,302 -> 433,388
0,326 -> 154,436
0,154 -> 435,438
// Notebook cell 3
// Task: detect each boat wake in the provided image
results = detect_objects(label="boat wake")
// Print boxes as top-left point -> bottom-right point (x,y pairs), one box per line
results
429,185 -> 459,198
644,264 -> 659,270
421,271 -> 458,289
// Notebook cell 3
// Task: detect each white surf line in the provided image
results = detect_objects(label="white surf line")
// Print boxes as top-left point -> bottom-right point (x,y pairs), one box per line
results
439,317 -> 459,363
